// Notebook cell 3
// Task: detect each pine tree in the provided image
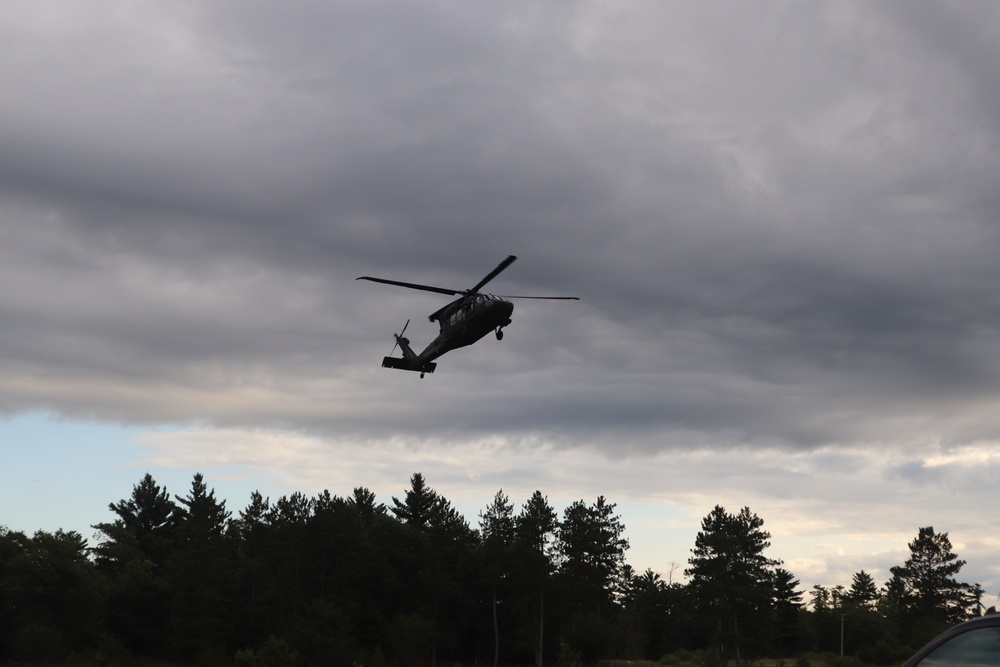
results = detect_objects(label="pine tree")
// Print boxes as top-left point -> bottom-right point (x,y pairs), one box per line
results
92,472 -> 178,571
555,496 -> 629,600
169,473 -> 234,657
91,473 -> 179,656
348,486 -> 387,526
390,472 -> 440,528
389,473 -> 477,667
847,570 -> 879,607
771,568 -> 804,657
553,496 -> 629,662
621,568 -> 669,660
685,505 -> 780,666
890,526 -> 970,626
480,490 -> 516,667
515,491 -> 558,667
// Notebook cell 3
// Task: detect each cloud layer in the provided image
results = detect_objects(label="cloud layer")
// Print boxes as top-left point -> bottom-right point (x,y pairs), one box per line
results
3,0 -> 1000,591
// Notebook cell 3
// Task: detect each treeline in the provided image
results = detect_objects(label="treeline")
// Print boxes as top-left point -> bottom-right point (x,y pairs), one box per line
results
0,471 -> 988,666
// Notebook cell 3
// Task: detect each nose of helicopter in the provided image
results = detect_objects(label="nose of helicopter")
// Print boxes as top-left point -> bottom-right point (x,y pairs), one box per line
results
483,296 -> 513,327
494,298 -> 513,320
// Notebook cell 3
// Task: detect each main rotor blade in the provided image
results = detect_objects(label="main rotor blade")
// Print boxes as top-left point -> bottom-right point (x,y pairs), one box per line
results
469,255 -> 517,294
499,295 -> 580,300
356,276 -> 460,296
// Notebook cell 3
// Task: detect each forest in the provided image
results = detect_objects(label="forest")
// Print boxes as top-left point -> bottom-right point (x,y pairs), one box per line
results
0,471 -> 988,666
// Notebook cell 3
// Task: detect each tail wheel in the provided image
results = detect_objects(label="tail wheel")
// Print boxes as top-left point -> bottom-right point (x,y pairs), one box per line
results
496,328 -> 504,340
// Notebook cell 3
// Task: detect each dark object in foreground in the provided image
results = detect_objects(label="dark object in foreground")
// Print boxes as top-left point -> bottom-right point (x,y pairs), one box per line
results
901,607 -> 1000,667
357,255 -> 578,377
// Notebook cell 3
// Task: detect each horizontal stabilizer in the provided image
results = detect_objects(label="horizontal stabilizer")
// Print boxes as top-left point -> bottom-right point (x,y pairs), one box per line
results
382,357 -> 436,374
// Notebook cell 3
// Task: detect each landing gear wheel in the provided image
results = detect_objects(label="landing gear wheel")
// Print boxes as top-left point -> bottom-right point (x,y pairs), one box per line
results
496,328 -> 504,341
420,372 -> 425,379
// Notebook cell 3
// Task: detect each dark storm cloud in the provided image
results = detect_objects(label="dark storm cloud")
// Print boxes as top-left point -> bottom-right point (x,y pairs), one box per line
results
3,1 -> 1000,450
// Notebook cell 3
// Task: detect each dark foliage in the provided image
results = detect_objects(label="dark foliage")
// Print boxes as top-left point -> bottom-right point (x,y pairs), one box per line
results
0,475 -> 984,666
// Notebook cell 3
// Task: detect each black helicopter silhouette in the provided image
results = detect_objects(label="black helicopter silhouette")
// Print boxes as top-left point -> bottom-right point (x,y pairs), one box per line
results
357,255 -> 578,377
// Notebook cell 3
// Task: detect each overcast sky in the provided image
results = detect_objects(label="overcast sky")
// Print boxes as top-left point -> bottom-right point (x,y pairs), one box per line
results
2,1 -> 1000,600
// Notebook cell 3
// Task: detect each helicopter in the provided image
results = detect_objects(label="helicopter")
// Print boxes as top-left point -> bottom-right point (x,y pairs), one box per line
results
357,255 -> 579,377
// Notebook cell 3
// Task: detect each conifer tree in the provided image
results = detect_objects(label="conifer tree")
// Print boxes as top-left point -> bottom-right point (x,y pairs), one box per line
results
480,490 -> 516,667
91,473 -> 179,656
169,473 -> 234,657
890,526 -> 970,626
390,472 -> 440,528
92,472 -> 178,571
553,496 -> 629,662
516,491 -> 558,667
685,505 -> 780,666
348,486 -> 387,526
847,570 -> 879,607
771,568 -> 804,657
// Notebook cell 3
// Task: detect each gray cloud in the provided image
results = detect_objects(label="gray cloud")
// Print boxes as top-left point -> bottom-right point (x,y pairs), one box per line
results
2,1 -> 1000,458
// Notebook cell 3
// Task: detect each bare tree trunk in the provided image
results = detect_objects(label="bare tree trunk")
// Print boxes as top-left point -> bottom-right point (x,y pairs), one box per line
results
715,615 -> 723,663
535,587 -> 545,667
733,616 -> 742,667
493,586 -> 500,667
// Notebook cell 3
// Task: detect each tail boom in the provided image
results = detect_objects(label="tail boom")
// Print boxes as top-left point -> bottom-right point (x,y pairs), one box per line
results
381,356 -> 437,374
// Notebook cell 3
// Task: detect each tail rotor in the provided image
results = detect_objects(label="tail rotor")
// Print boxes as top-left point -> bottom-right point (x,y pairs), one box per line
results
389,319 -> 410,356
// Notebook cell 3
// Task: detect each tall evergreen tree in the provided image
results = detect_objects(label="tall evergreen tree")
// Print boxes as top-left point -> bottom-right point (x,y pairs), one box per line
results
480,490 -> 516,667
685,505 -> 780,666
847,570 -> 879,607
348,486 -> 387,527
771,568 -> 804,658
877,572 -> 908,641
91,473 -> 179,656
555,496 -> 629,602
390,472 -> 440,528
92,472 -> 179,571
553,496 -> 629,662
390,473 -> 478,667
169,473 -> 235,658
890,526 -> 971,631
301,490 -> 364,663
267,491 -> 313,632
621,568 -> 669,660
233,490 -> 271,646
515,491 -> 558,667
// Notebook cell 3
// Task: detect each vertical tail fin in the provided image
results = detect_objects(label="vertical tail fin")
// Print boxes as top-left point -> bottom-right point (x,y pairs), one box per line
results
381,320 -> 435,374
389,319 -> 417,360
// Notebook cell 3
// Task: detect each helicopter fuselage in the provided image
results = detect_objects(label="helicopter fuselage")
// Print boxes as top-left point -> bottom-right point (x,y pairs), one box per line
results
423,293 -> 514,360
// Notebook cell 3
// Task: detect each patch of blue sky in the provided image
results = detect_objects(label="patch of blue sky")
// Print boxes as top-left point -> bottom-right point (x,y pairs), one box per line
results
0,413 -> 300,545
0,413 -> 288,543
0,412 -> 140,541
